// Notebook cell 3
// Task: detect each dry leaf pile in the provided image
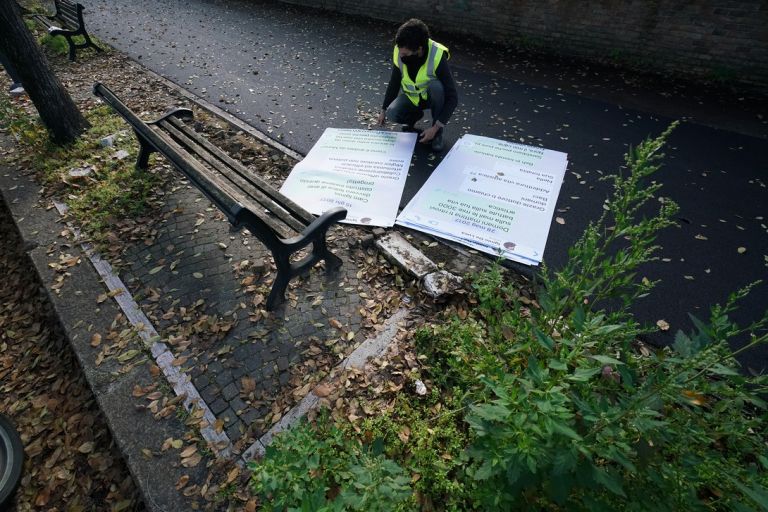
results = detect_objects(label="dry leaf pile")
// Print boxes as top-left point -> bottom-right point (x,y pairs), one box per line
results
0,206 -> 142,511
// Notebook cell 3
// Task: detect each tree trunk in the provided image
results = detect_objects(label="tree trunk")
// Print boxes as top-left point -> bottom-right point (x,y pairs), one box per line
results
0,0 -> 89,145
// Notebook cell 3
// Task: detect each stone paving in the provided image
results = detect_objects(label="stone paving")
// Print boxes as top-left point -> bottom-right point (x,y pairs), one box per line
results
116,177 -> 383,446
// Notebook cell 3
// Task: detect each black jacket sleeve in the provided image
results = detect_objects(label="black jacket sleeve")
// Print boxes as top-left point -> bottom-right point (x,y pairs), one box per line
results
382,66 -> 402,110
435,59 -> 458,126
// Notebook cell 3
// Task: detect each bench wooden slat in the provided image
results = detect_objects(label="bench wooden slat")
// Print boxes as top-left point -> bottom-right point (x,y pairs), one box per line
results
55,0 -> 79,26
59,3 -> 77,15
158,120 -> 307,232
58,13 -> 80,25
165,116 -> 316,226
93,82 -> 346,310
157,119 -> 307,235
59,6 -> 77,18
32,14 -> 54,27
151,126 -> 294,238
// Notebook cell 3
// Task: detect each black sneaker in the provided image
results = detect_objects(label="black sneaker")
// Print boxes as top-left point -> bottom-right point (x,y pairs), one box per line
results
431,128 -> 444,152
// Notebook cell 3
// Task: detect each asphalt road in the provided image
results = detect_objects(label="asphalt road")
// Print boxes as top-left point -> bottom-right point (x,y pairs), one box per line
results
79,0 -> 768,369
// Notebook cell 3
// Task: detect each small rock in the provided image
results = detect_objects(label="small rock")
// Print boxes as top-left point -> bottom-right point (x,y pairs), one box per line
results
112,150 -> 130,160
68,167 -> 93,179
415,380 -> 427,396
372,227 -> 386,237
99,134 -> 116,147
359,234 -> 375,248
251,259 -> 267,274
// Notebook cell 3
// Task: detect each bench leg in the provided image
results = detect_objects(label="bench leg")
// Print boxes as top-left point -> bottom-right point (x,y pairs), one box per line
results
135,134 -> 155,170
266,254 -> 292,311
314,237 -> 342,271
65,35 -> 76,61
84,33 -> 102,53
233,207 -> 346,311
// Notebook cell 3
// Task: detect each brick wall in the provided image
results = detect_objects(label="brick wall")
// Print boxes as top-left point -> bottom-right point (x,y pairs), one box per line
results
277,0 -> 768,91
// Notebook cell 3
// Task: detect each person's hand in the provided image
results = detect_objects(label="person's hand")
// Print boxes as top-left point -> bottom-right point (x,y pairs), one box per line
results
376,110 -> 386,126
419,124 -> 440,143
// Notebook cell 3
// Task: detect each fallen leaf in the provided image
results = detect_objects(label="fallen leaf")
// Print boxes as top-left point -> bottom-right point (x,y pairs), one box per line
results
315,383 -> 333,397
176,475 -> 190,490
78,442 -> 94,453
90,333 -> 102,347
179,446 -> 198,458
181,452 -> 202,468
682,389 -> 708,406
226,467 -> 241,484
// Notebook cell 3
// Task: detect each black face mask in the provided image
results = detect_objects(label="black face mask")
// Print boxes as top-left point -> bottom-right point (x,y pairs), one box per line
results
401,54 -> 423,67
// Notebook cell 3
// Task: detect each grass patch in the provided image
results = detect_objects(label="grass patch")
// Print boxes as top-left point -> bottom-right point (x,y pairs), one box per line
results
1,97 -> 166,246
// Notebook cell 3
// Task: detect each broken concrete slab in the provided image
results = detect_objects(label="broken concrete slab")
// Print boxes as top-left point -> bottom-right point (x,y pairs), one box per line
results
422,269 -> 464,299
375,231 -> 437,279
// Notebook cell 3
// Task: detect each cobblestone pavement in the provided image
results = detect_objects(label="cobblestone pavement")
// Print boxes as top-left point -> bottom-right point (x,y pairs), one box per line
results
117,179 -> 390,446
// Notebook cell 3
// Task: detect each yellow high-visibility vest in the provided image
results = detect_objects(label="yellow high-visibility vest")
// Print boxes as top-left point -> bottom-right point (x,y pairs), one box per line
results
393,39 -> 450,106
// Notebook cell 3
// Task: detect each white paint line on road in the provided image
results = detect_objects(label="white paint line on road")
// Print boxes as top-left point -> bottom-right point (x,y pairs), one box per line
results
53,200 -> 232,458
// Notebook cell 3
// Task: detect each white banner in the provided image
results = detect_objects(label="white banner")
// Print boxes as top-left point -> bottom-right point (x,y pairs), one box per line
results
280,128 -> 417,227
396,135 -> 568,265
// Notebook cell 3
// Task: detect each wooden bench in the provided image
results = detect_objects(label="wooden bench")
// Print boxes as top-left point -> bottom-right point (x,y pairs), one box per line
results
93,82 -> 348,310
29,0 -> 101,61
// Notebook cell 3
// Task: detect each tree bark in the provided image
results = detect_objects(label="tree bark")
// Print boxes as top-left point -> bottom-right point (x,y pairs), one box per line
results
0,0 -> 89,145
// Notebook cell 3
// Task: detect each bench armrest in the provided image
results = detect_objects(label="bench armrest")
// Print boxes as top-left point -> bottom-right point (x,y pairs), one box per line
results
283,207 -> 347,248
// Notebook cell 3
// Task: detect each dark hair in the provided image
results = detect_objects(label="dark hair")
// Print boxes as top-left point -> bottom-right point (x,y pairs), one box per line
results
395,19 -> 430,51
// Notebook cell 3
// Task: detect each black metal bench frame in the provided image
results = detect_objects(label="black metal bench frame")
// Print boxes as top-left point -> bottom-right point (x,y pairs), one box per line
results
30,0 -> 101,61
93,82 -> 347,310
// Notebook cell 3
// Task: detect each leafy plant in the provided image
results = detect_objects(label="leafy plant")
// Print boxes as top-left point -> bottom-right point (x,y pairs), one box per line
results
249,415 -> 412,511
357,392 -> 472,511
434,123 -> 768,510
249,124 -> 768,510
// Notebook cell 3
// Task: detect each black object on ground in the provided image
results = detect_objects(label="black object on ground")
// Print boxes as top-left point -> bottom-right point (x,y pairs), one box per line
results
93,81 -> 348,310
28,0 -> 101,61
0,414 -> 24,508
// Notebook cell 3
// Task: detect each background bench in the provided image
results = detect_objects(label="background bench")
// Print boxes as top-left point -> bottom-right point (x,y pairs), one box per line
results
93,82 -> 347,311
30,0 -> 101,61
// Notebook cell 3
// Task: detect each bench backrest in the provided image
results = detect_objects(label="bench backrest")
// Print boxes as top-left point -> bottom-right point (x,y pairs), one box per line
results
156,116 -> 315,238
53,0 -> 83,28
93,82 -> 315,240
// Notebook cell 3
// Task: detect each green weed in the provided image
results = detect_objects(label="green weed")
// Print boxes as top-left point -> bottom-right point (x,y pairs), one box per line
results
248,123 -> 768,509
249,414 -> 412,511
